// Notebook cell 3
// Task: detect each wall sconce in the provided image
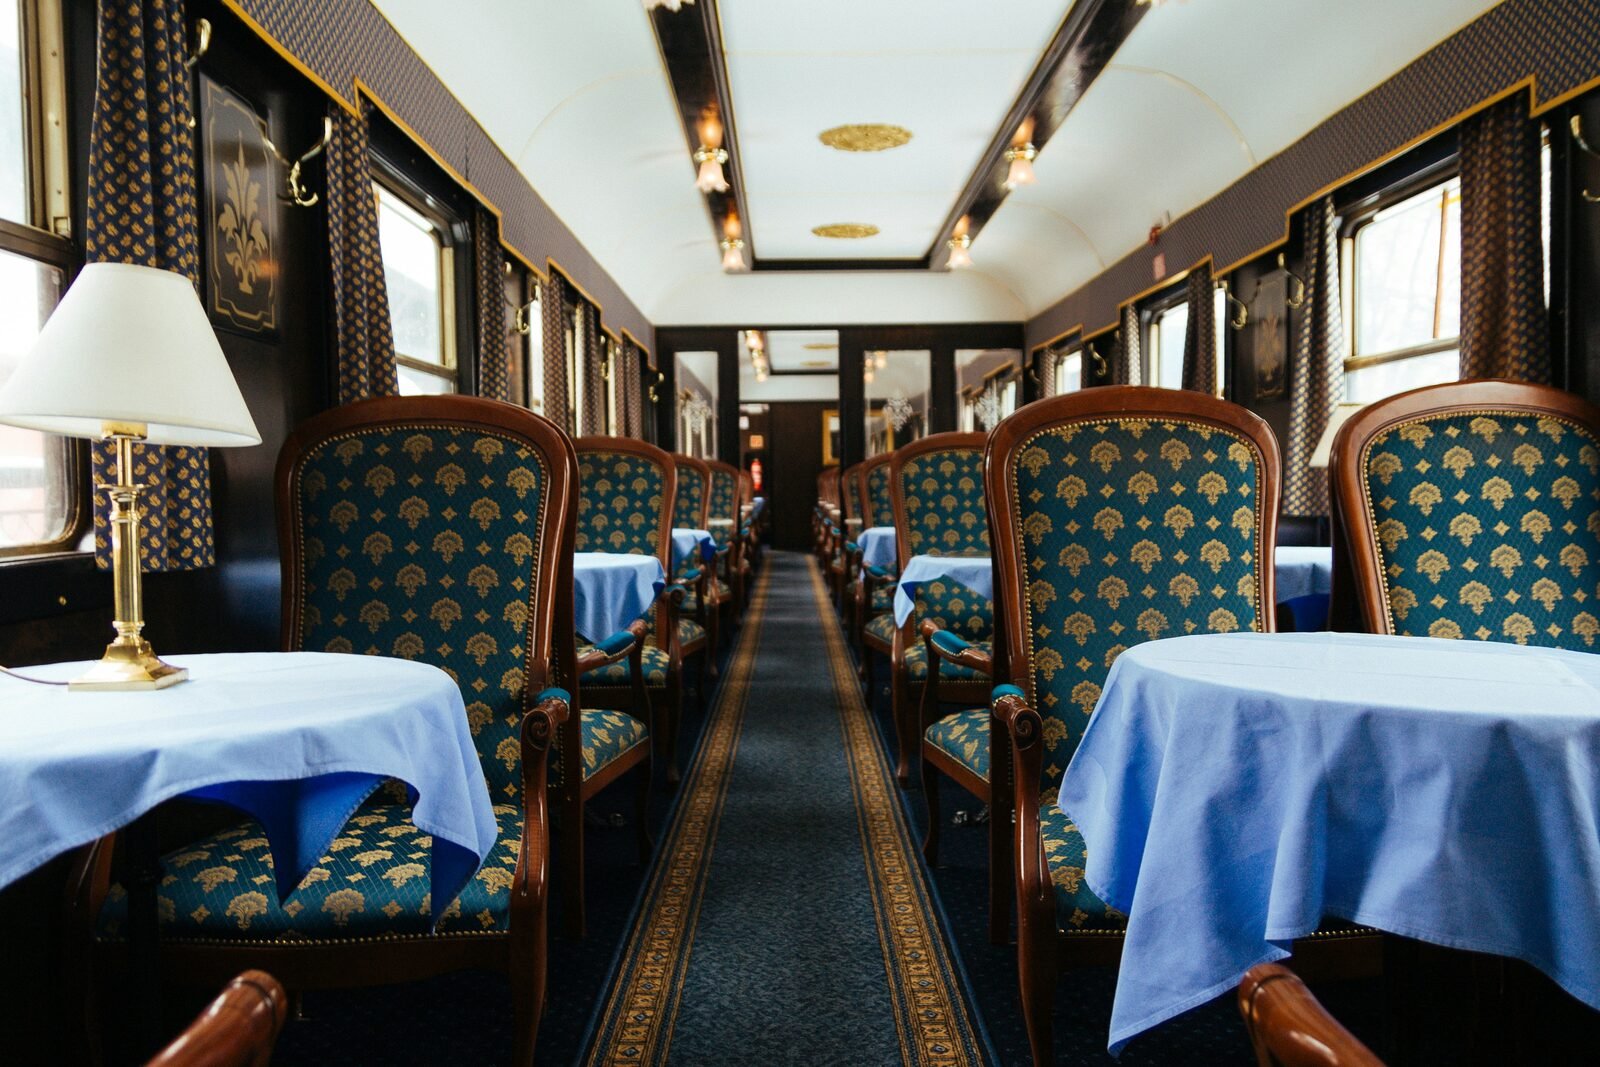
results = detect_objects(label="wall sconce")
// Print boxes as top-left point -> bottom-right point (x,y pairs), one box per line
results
946,233 -> 973,270
647,369 -> 665,403
1003,143 -> 1038,189
695,108 -> 729,193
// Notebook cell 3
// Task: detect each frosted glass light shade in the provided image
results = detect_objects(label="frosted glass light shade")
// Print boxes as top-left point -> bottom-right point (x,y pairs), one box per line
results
0,262 -> 260,447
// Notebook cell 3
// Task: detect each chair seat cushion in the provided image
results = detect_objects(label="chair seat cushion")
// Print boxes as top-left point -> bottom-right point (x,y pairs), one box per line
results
677,617 -> 707,648
97,803 -> 525,942
904,637 -> 993,681
1040,790 -> 1125,932
864,613 -> 899,647
924,709 -> 990,782
714,578 -> 733,600
579,708 -> 649,779
580,643 -> 672,687
846,581 -> 894,614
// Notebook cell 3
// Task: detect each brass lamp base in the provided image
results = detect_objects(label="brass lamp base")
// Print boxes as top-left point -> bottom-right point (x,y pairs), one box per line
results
69,637 -> 189,691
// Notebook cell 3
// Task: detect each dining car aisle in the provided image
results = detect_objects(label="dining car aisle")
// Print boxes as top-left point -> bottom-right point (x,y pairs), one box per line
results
586,552 -> 990,1066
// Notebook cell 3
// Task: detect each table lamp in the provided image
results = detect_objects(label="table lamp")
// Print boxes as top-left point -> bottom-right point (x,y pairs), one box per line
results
0,262 -> 261,690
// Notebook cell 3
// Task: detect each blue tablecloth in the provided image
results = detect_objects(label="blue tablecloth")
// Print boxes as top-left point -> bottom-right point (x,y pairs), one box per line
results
857,526 -> 897,569
1274,546 -> 1333,601
671,528 -> 715,570
0,652 -> 496,923
1058,632 -> 1600,1052
894,554 -> 993,626
574,551 -> 665,642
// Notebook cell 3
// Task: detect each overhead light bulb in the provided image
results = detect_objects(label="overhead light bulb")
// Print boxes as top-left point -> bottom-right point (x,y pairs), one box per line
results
874,351 -> 887,370
720,237 -> 748,272
946,233 -> 973,270
643,0 -> 695,11
694,146 -> 730,193
864,366 -> 875,384
1003,143 -> 1038,189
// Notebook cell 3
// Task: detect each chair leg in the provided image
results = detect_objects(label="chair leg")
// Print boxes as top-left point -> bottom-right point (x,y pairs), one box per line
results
921,750 -> 941,865
560,797 -> 586,939
634,753 -> 653,862
988,797 -> 1012,946
663,679 -> 684,788
864,645 -> 876,700
696,645 -> 709,714
508,908 -> 547,1067
1017,910 -> 1056,1067
891,669 -> 912,788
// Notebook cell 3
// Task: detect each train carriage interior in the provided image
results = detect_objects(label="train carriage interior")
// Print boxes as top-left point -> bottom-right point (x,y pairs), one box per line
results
5,0 -> 1600,1064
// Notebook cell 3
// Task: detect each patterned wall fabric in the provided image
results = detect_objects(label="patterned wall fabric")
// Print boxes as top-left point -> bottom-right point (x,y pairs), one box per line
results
540,274 -> 571,432
672,463 -> 707,531
708,467 -> 738,550
289,426 -> 548,802
85,0 -> 214,572
899,446 -> 992,635
1284,198 -> 1346,517
1359,411 -> 1600,646
327,100 -> 399,405
580,302 -> 605,436
472,207 -> 510,403
1181,263 -> 1217,395
1114,306 -> 1142,386
575,450 -> 666,556
1008,419 -> 1266,785
867,462 -> 895,528
1459,92 -> 1551,383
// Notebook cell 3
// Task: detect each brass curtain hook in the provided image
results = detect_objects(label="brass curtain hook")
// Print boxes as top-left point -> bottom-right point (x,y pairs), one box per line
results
1277,252 -> 1308,308
256,116 -> 332,208
1086,342 -> 1107,379
647,369 -> 665,403
184,19 -> 211,129
1569,116 -> 1600,203
1221,279 -> 1249,330
599,340 -> 615,382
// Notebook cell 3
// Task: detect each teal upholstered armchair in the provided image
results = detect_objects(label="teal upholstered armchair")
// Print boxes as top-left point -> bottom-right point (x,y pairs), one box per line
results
706,459 -> 746,629
987,388 -> 1376,1066
1332,379 -> 1600,647
575,438 -> 693,789
849,453 -> 897,668
670,453 -> 716,690
861,433 -> 993,789
75,397 -> 602,1066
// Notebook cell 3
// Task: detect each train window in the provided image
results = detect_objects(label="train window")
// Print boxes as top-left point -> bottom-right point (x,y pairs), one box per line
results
526,284 -> 545,414
1053,348 -> 1082,394
0,0 -> 77,557
375,182 -> 457,395
1145,301 -> 1188,390
565,304 -> 583,435
1344,177 -> 1461,403
605,336 -> 621,434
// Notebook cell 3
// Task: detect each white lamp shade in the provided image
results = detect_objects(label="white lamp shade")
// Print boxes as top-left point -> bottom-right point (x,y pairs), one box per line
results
0,262 -> 261,447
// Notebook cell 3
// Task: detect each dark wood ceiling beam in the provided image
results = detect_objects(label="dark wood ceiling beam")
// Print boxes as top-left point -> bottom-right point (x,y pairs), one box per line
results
930,0 -> 1147,267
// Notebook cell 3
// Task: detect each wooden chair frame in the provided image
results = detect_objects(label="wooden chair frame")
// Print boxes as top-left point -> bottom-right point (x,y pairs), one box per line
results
66,396 -> 587,1067
986,387 -> 1380,1066
148,970 -> 288,1067
669,453 -> 717,700
575,437 -> 690,793
1330,378 -> 1600,635
704,458 -> 748,633
853,452 -> 894,676
1238,963 -> 1384,1067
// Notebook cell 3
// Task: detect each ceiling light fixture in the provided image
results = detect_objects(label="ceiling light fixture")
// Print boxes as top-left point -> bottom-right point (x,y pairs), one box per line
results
721,237 -> 747,272
694,108 -> 729,193
946,233 -> 973,270
874,351 -> 887,370
1004,143 -> 1038,189
643,0 -> 695,11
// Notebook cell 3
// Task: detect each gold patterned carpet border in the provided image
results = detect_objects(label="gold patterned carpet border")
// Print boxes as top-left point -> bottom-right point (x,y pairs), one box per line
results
809,559 -> 987,1067
584,564 -> 771,1066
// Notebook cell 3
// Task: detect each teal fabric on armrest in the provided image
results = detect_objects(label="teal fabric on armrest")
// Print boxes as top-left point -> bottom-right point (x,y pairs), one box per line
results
535,686 -> 571,706
931,629 -> 974,656
592,628 -> 638,657
865,564 -> 896,580
992,683 -> 1025,704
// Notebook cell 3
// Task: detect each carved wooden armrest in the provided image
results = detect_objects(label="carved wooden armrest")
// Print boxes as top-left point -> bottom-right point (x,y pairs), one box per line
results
919,619 -> 994,676
575,619 -> 648,674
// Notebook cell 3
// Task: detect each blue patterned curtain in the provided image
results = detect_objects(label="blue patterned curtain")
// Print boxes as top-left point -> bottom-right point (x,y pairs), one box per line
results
85,0 -> 214,571
1459,92 -> 1550,383
1284,198 -> 1345,517
473,206 -> 510,402
1115,305 -> 1141,385
540,274 -> 571,432
620,339 -> 643,437
1181,262 -> 1218,394
327,100 -> 398,404
580,300 -> 605,435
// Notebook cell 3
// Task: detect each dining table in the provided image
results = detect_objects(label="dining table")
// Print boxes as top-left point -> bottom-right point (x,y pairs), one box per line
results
573,550 -> 666,643
670,527 -> 716,571
0,651 -> 499,1052
1056,631 -> 1600,1052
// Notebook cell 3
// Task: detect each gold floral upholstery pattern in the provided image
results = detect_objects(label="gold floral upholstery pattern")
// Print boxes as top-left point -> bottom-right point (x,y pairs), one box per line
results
577,451 -> 666,557
899,449 -> 994,639
903,636 -> 993,681
1361,411 -> 1600,647
672,463 -> 707,533
99,803 -> 527,941
579,709 -> 649,779
676,618 -> 707,646
708,468 -> 739,550
924,709 -> 991,782
579,643 -> 671,687
1039,790 -> 1124,932
1011,420 -> 1265,786
867,462 -> 895,528
864,613 -> 898,646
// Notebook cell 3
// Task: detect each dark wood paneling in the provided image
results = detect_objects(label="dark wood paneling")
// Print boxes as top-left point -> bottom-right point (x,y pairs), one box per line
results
765,402 -> 827,551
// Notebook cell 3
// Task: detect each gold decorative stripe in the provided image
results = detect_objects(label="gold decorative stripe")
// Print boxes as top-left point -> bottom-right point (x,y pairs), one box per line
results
585,566 -> 771,1067
808,559 -> 984,1067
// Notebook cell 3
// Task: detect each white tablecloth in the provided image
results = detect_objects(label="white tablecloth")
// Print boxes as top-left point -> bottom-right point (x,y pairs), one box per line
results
670,528 -> 715,570
893,554 -> 994,626
857,526 -> 898,568
1059,632 -> 1600,1051
574,551 -> 665,642
0,652 -> 496,918
1274,546 -> 1333,601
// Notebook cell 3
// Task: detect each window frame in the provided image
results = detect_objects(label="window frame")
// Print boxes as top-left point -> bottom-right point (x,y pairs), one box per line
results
1141,284 -> 1190,390
1051,345 -> 1083,395
371,174 -> 460,394
0,0 -> 83,560
564,302 -> 582,436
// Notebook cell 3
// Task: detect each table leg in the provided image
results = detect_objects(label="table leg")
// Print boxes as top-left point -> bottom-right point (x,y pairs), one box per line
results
124,811 -> 163,1058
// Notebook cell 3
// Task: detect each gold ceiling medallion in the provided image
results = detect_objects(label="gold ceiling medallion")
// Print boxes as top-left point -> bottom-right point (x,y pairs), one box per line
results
802,342 -> 839,350
800,359 -> 834,368
818,124 -> 912,152
812,223 -> 879,239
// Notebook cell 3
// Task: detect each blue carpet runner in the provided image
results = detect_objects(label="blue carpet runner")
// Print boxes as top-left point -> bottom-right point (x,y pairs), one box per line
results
586,553 -> 989,1066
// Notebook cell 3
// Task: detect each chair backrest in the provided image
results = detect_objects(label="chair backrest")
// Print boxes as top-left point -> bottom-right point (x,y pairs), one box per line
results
147,970 -> 288,1067
840,463 -> 862,527
574,437 -> 674,569
862,452 -> 895,528
1238,964 -> 1384,1067
1332,380 -> 1600,647
891,432 -> 992,637
671,453 -> 711,532
277,396 -> 577,809
706,458 -> 743,551
818,465 -> 840,509
987,387 -> 1279,787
